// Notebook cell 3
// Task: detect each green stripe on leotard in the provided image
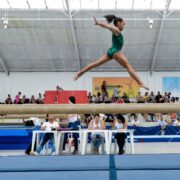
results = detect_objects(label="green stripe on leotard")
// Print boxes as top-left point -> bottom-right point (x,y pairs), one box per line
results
107,33 -> 124,58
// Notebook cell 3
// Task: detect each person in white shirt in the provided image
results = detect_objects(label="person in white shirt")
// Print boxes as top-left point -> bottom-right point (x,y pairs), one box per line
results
131,114 -> 140,126
31,114 -> 59,155
112,114 -> 127,155
157,113 -> 166,130
113,85 -> 121,101
88,114 -> 105,154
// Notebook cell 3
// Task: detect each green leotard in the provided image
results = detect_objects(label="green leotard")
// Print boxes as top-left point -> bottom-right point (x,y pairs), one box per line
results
107,33 -> 124,58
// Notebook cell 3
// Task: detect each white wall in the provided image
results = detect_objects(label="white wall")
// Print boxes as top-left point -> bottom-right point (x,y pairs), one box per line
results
0,71 -> 180,102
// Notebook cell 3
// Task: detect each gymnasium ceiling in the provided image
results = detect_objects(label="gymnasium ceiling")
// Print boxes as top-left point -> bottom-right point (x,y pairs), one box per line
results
0,0 -> 180,74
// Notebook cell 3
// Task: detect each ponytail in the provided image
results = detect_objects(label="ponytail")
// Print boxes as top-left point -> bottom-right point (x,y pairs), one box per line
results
104,15 -> 116,23
104,15 -> 124,26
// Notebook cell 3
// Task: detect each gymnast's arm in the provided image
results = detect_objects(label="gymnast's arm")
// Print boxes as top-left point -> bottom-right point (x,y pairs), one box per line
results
93,16 -> 120,36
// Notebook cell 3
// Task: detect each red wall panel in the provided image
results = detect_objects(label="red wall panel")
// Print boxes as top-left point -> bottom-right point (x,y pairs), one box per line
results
44,90 -> 88,104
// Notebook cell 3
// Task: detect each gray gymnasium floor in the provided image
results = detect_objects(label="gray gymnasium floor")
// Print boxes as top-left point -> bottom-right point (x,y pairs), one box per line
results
0,142 -> 180,156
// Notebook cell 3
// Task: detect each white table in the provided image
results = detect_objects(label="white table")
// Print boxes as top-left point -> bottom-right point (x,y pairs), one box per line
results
31,130 -> 58,155
56,130 -> 83,154
108,129 -> 134,154
81,129 -> 109,155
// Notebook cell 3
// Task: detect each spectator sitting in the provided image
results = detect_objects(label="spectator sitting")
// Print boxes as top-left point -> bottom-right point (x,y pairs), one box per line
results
5,94 -> 12,104
174,117 -> 180,126
171,97 -> 176,103
88,114 -> 105,154
136,91 -> 143,103
165,114 -> 173,125
170,113 -> 177,122
156,113 -> 166,130
122,92 -> 130,103
30,114 -> 59,156
37,93 -> 43,104
112,114 -> 127,155
143,92 -> 149,103
105,114 -> 114,124
84,114 -> 93,125
117,97 -> 124,104
21,95 -> 30,104
15,91 -> 21,104
131,114 -> 140,126
148,91 -> 156,103
164,92 -> 170,103
175,97 -> 179,103
95,92 -> 102,103
30,95 -> 36,104
91,94 -> 96,103
104,92 -> 111,103
87,92 -> 92,103
156,91 -> 163,103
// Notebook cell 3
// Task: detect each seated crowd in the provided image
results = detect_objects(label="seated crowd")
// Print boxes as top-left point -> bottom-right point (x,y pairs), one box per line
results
87,91 -> 179,104
3,92 -> 44,104
2,85 -> 64,104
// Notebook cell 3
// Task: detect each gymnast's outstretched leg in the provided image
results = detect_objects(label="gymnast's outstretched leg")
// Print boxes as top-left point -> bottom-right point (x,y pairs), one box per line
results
113,52 -> 149,90
73,54 -> 112,80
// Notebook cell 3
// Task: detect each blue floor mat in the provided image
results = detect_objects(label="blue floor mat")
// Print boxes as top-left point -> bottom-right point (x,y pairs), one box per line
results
0,154 -> 180,180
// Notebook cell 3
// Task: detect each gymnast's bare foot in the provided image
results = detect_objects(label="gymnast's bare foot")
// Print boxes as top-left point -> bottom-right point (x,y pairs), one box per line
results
139,84 -> 149,90
73,71 -> 82,81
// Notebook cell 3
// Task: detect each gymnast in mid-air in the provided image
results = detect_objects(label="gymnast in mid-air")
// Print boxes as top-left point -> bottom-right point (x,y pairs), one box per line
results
73,15 -> 149,90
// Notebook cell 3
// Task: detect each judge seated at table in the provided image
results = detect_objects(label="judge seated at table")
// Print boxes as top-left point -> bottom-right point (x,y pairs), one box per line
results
112,114 -> 127,155
30,114 -> 59,156
88,114 -> 105,154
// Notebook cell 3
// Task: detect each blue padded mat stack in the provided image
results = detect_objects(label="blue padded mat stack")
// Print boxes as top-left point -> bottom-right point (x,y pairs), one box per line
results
0,154 -> 180,180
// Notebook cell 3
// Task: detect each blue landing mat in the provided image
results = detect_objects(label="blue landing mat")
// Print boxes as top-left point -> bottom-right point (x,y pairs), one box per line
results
0,170 -> 179,180
0,171 -> 109,180
0,154 -> 180,172
1,154 -> 180,180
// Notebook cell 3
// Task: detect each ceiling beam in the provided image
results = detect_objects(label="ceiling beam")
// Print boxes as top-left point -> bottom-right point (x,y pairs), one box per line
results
132,0 -> 135,9
44,0 -> 48,9
6,0 -> 12,9
150,0 -> 172,74
26,0 -> 31,9
0,56 -> 9,76
65,0 -> 81,70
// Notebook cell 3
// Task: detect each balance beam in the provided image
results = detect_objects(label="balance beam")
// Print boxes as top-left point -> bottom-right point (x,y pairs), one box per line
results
0,114 -> 68,119
0,104 -> 179,114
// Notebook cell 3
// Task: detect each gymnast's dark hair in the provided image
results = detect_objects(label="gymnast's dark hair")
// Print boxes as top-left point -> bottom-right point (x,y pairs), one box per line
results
104,15 -> 123,26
